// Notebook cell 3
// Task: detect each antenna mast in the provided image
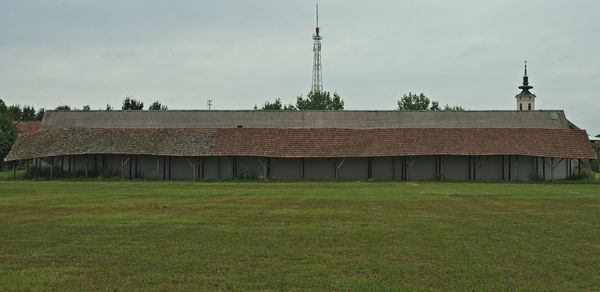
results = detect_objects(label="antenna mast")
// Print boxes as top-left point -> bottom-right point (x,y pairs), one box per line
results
311,1 -> 323,93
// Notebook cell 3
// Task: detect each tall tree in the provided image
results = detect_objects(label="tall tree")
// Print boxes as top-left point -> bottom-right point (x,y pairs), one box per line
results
21,106 -> 36,121
82,105 -> 91,111
296,91 -> 344,110
0,113 -> 18,171
397,92 -> 440,111
7,105 -> 22,121
35,108 -> 45,121
148,101 -> 168,110
255,98 -> 296,110
122,97 -> 144,110
0,99 -> 6,113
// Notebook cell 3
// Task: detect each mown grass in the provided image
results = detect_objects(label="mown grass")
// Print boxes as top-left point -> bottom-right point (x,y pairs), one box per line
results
1,180 -> 599,291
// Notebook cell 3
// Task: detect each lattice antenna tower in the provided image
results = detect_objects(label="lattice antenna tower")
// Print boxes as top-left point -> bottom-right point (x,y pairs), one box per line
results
311,1 -> 323,93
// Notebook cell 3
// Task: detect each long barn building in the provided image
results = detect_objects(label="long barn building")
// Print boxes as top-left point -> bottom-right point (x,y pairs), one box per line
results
5,110 -> 597,181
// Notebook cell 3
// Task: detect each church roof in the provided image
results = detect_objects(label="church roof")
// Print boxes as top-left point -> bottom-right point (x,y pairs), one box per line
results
40,110 -> 571,130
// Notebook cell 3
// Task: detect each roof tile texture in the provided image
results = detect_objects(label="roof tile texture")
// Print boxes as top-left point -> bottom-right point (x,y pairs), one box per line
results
6,127 -> 596,161
215,128 -> 596,159
15,122 -> 41,135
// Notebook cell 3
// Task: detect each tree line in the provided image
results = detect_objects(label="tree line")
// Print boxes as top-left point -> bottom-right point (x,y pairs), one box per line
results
0,97 -> 170,122
254,91 -> 465,111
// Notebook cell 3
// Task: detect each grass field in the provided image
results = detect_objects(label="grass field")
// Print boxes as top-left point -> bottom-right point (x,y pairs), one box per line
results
1,180 -> 599,291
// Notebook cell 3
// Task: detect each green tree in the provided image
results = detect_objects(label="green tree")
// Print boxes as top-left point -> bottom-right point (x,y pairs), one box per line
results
254,98 -> 296,110
55,105 -> 71,111
82,105 -> 91,111
0,113 -> 19,171
35,108 -> 45,121
148,101 -> 168,110
596,134 -> 600,138
122,97 -> 144,110
7,105 -> 22,121
443,104 -> 466,111
0,99 -> 6,113
397,92 -> 440,111
21,106 -> 36,121
296,91 -> 344,110
105,104 -> 113,111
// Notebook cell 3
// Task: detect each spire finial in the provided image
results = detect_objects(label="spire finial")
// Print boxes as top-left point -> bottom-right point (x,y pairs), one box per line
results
524,60 -> 528,77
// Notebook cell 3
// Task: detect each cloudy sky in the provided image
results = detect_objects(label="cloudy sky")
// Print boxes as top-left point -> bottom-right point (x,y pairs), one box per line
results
1,0 -> 598,134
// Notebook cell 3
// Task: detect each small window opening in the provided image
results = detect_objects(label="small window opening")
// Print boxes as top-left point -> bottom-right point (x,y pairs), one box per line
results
519,103 -> 523,111
528,103 -> 532,111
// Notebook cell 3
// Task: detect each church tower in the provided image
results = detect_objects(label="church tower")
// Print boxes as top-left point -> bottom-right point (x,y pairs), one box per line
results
516,61 -> 536,111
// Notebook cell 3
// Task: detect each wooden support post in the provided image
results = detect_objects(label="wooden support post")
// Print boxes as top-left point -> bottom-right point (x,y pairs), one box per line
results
50,157 -> 54,180
392,157 -> 396,181
473,156 -> 477,181
128,156 -> 132,179
85,155 -> 88,178
168,157 -> 172,180
501,156 -> 505,181
367,157 -> 373,179
156,157 -> 160,180
163,157 -> 166,180
404,157 -> 409,181
217,157 -> 220,180
515,156 -> 519,181
543,158 -> 546,180
508,155 -> 511,181
334,158 -> 338,179
12,161 -> 16,180
121,157 -> 125,178
134,156 -> 138,179
266,158 -> 271,177
301,158 -> 305,179
232,157 -> 237,179
201,157 -> 205,179
550,157 -> 554,182
587,159 -> 593,182
186,158 -> 198,181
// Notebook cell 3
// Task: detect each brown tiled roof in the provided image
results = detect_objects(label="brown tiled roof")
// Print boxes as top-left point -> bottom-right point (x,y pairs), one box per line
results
15,122 -> 41,135
5,127 -> 596,161
215,128 -> 597,159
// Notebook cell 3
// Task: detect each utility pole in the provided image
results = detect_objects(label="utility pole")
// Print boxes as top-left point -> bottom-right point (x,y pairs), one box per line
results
207,99 -> 213,110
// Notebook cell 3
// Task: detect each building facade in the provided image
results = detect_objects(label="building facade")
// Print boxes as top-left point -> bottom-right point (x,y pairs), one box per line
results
5,110 -> 596,181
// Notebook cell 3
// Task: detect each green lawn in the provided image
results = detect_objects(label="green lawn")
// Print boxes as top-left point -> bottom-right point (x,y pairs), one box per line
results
1,180 -> 599,291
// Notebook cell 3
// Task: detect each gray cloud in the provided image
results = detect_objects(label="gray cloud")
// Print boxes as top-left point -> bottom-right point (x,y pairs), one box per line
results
0,0 -> 598,134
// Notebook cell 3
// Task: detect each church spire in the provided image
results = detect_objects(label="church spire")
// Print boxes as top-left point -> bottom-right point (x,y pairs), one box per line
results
516,60 -> 536,111
519,60 -> 533,91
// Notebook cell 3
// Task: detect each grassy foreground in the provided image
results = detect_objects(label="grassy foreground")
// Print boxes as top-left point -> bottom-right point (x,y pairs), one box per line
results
0,181 -> 599,291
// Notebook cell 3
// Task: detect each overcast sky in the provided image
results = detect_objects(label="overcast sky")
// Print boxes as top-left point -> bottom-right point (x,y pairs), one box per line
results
1,0 -> 598,134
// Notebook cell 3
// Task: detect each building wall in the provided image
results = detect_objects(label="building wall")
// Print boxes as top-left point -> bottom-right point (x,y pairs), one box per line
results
373,157 -> 394,180
304,158 -> 335,179
36,154 -> 573,181
407,156 -> 436,180
338,158 -> 368,180
271,158 -> 302,179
